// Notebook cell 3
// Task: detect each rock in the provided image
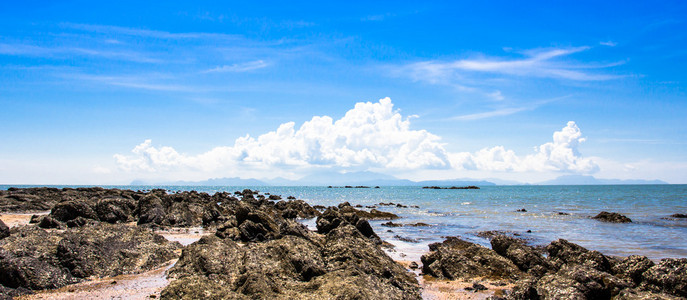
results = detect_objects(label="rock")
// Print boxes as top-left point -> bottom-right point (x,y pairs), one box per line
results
546,239 -> 612,272
615,288 -> 683,299
268,194 -> 281,200
336,202 -> 399,220
56,223 -> 180,278
381,221 -> 403,227
51,200 -> 99,222
0,224 -> 179,293
670,213 -> 687,218
612,255 -> 655,284
592,211 -> 632,223
393,235 -> 418,243
66,216 -> 97,228
409,262 -> 418,269
38,216 -> 65,229
316,207 -> 380,241
407,222 -> 431,227
274,200 -> 321,219
471,282 -> 488,291
640,258 -> 687,298
0,188 -> 61,212
516,208 -> 527,212
0,220 -> 8,239
29,214 -> 42,224
94,197 -> 135,223
420,237 -> 522,280
164,224 -> 420,299
0,248 -> 77,290
201,203 -> 222,225
491,235 -> 550,275
542,264 -> 630,299
137,194 -> 166,226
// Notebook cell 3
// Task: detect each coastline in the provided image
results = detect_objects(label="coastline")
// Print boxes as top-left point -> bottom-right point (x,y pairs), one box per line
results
1,187 -> 686,299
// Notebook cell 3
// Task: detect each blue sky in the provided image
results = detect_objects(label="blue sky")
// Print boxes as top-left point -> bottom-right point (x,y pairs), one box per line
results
1,1 -> 686,184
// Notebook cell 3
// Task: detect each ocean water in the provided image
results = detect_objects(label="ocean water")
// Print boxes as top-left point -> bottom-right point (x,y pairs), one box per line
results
4,184 -> 686,261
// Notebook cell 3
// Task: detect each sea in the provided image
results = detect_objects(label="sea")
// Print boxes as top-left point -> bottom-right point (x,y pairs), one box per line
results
3,184 -> 686,262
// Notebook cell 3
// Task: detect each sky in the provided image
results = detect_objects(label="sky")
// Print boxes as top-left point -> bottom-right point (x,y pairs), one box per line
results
1,1 -> 686,184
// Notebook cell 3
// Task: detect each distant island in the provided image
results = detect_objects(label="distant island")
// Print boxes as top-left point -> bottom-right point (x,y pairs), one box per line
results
422,186 -> 480,190
130,171 -> 668,187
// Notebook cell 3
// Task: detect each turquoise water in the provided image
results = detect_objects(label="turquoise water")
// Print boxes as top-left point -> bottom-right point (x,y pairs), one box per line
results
4,184 -> 686,260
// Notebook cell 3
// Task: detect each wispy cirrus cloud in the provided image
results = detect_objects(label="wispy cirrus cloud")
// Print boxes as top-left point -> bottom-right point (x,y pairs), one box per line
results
451,107 -> 530,121
0,42 -> 161,63
60,23 -> 242,41
400,46 -> 622,83
203,60 -> 270,73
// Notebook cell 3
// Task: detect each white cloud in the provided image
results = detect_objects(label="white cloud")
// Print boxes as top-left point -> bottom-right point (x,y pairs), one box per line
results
600,41 -> 618,47
451,121 -> 598,173
399,46 -> 621,86
114,98 -> 597,176
114,98 -> 452,172
204,60 -> 270,73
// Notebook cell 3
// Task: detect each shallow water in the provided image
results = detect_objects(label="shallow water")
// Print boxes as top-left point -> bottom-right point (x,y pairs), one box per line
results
4,184 -> 686,260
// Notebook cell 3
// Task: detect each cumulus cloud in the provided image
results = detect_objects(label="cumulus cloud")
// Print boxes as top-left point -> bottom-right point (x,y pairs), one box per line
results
114,98 -> 598,176
452,121 -> 598,173
115,98 -> 451,172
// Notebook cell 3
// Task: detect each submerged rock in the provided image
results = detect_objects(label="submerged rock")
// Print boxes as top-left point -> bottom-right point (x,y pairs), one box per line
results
592,211 -> 632,223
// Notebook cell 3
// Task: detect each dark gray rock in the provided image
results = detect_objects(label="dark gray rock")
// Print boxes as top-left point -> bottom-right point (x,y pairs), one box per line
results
420,237 -> 522,280
592,211 -> 632,223
0,220 -> 8,240
137,194 -> 165,226
640,258 -> 687,298
51,200 -> 98,222
612,255 -> 655,285
546,239 -> 612,272
94,197 -> 135,223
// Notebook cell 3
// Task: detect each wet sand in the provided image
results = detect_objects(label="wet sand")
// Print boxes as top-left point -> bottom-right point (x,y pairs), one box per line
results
18,259 -> 178,300
396,258 -> 514,299
0,211 -> 49,228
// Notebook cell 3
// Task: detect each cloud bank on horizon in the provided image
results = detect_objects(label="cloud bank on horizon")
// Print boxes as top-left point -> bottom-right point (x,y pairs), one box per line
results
114,98 -> 597,177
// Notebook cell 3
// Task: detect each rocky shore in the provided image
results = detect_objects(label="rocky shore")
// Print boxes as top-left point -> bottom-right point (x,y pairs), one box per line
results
1,187 -> 685,299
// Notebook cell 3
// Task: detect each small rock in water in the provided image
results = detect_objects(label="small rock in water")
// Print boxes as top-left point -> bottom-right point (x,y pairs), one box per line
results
516,208 -> 527,212
670,213 -> 687,218
526,230 -> 532,233
592,211 -> 632,223
111,280 -> 117,285
409,262 -> 419,269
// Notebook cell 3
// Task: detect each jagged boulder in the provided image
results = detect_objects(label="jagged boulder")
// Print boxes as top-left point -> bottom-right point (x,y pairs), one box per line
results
421,237 -> 522,280
56,223 -> 181,278
0,220 -> 9,239
612,255 -> 655,284
546,239 -> 612,272
38,215 -> 65,229
274,200 -> 321,219
163,223 -> 420,299
316,207 -> 379,241
491,234 -> 551,276
0,249 -> 77,290
640,258 -> 687,298
137,194 -> 165,226
51,200 -> 98,222
94,197 -> 135,223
